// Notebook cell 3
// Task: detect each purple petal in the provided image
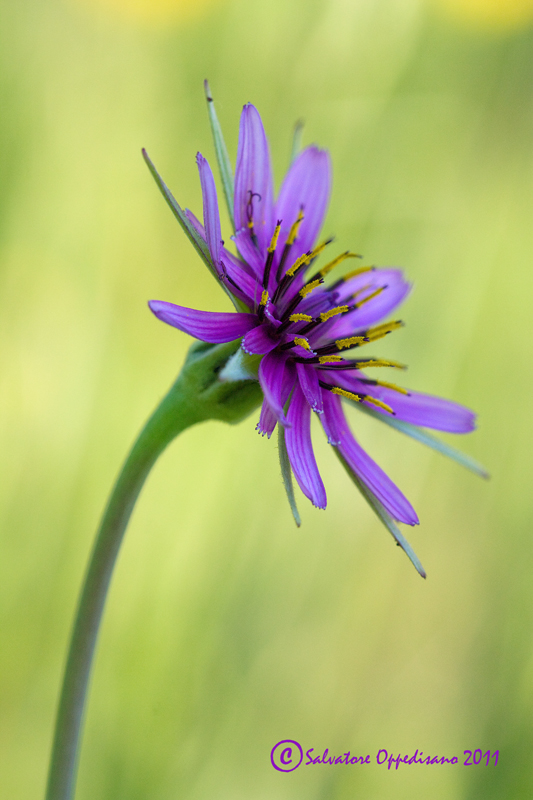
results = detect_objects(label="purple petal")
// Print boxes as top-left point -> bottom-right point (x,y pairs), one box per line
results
196,153 -> 222,270
351,381 -> 477,433
242,323 -> 279,355
285,384 -> 327,509
258,352 -> 295,426
232,228 -> 265,278
320,389 -> 348,445
256,360 -> 296,437
185,209 -> 257,306
219,256 -> 259,306
256,399 -> 278,438
275,146 -> 332,272
327,269 -> 411,337
149,301 -> 257,343
185,208 -> 205,238
296,362 -> 323,414
234,104 -> 275,257
335,404 -> 418,525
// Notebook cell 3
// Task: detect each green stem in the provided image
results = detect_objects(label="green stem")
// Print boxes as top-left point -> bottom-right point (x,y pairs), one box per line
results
44,340 -> 263,800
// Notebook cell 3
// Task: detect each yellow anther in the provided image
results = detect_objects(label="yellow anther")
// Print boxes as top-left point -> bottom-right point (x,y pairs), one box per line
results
334,336 -> 367,350
286,252 -> 312,277
247,219 -> 254,230
342,265 -> 375,281
363,396 -> 394,414
355,359 -> 406,369
299,279 -> 322,299
268,223 -> 281,253
375,381 -> 409,396
354,286 -> 385,308
293,337 -> 311,351
308,239 -> 329,261
286,209 -> 304,245
331,387 -> 362,402
318,355 -> 344,364
350,284 -> 372,300
319,252 -> 360,278
259,290 -> 269,307
364,320 -> 403,342
289,313 -> 313,322
319,305 -> 349,323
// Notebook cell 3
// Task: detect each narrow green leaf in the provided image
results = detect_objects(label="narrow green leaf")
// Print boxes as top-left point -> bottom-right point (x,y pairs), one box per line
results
290,119 -> 304,166
204,80 -> 235,230
354,402 -> 489,480
142,148 -> 216,276
278,423 -> 301,527
335,450 -> 426,578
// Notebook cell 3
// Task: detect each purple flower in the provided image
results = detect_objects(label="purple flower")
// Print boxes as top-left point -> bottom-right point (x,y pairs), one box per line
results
145,92 -> 482,576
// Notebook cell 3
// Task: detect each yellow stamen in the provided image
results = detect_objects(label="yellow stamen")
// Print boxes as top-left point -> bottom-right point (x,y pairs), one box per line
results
286,209 -> 304,245
334,336 -> 367,350
289,313 -> 313,322
363,396 -> 394,414
319,252 -> 360,278
318,355 -> 344,364
308,239 -> 329,261
293,337 -> 311,351
364,320 -> 404,342
247,219 -> 254,230
342,265 -> 375,281
268,223 -> 281,253
299,278 -> 322,298
374,380 -> 409,396
319,305 -> 349,323
286,252 -> 312,277
331,387 -> 362,402
353,285 -> 385,308
355,359 -> 406,369
259,290 -> 269,307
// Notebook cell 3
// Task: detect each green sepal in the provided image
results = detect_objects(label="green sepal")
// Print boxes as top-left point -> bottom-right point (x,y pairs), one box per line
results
334,449 -> 426,578
354,402 -> 489,480
278,423 -> 301,527
173,339 -> 263,428
204,80 -> 235,230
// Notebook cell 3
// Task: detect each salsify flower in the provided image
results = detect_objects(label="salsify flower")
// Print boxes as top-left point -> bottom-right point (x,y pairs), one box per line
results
143,83 -> 485,577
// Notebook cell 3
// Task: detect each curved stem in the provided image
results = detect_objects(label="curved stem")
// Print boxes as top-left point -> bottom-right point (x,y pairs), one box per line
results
45,381 -> 200,800
44,339 -> 263,800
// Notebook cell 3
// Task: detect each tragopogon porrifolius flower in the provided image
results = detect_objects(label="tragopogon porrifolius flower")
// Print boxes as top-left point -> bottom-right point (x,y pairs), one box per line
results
144,81 -> 486,578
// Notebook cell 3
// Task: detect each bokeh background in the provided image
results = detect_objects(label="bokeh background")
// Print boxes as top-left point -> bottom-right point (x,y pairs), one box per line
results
1,0 -> 532,797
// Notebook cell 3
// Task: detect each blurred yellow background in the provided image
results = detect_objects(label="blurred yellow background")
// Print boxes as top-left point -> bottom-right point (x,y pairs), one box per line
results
0,0 -> 531,798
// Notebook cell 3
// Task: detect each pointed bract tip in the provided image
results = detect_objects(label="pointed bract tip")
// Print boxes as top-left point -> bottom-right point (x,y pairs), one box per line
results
204,79 -> 213,101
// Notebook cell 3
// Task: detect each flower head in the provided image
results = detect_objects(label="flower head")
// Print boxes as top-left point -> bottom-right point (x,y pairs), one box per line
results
144,85 -> 483,576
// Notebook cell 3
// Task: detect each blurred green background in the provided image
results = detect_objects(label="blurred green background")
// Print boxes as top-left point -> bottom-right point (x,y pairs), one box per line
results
1,0 -> 532,797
